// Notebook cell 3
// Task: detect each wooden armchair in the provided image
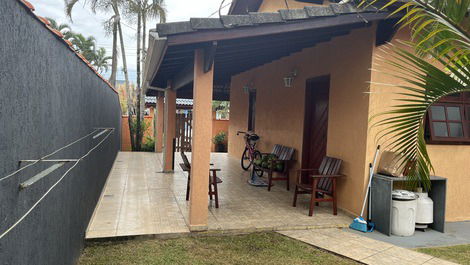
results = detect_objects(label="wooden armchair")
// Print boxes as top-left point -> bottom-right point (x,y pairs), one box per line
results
179,151 -> 222,208
253,144 -> 295,191
293,156 -> 343,216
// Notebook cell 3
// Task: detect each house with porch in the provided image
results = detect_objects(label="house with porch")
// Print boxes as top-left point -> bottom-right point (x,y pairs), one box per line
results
143,0 -> 470,231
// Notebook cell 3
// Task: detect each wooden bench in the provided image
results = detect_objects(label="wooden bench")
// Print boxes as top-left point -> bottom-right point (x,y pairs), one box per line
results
293,156 -> 343,216
179,151 -> 222,208
253,144 -> 295,191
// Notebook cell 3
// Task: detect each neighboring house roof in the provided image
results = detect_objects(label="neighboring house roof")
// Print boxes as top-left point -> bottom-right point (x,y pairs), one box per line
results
16,0 -> 117,94
227,0 -> 343,15
176,98 -> 194,106
145,96 -> 157,104
144,3 -> 396,100
145,96 -> 193,107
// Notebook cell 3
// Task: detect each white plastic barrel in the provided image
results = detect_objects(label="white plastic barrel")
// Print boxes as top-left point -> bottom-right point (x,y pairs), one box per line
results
391,190 -> 418,236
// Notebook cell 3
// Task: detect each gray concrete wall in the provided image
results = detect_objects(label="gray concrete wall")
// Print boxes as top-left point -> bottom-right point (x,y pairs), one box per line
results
0,1 -> 121,264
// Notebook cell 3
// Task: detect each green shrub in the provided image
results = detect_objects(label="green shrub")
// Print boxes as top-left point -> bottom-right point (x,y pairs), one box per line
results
257,154 -> 284,171
141,136 -> 155,152
212,131 -> 227,144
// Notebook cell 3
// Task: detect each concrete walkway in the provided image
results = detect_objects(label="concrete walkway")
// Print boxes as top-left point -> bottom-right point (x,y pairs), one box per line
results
348,221 -> 470,248
86,152 -> 351,239
279,229 -> 458,265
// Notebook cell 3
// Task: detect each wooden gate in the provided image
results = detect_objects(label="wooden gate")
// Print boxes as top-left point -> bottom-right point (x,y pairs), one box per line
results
175,111 -> 193,152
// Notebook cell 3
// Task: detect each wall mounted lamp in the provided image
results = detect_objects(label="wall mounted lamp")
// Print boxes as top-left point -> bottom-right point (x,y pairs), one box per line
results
283,69 -> 298,88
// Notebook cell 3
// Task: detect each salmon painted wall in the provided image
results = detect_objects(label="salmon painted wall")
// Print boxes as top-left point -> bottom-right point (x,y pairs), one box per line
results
258,0 -> 326,12
369,29 -> 470,221
121,113 -> 155,151
212,117 -> 229,152
122,111 -> 230,153
228,26 -> 376,216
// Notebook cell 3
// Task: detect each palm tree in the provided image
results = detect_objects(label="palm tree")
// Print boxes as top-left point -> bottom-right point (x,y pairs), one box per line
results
93,47 -> 112,73
46,17 -> 74,40
363,0 -> 470,189
71,33 -> 97,62
64,0 -> 122,88
125,0 -> 166,151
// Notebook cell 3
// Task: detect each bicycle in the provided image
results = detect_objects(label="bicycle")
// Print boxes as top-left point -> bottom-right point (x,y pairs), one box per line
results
237,131 -> 263,173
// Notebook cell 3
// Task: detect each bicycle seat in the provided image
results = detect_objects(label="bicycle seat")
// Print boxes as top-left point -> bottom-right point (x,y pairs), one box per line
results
248,134 -> 259,141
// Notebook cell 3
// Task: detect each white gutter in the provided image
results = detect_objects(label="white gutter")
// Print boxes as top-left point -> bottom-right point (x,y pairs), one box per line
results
143,31 -> 168,93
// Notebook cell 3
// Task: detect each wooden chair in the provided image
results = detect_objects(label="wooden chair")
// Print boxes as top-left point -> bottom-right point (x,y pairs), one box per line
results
179,151 -> 223,208
293,156 -> 343,216
254,144 -> 295,191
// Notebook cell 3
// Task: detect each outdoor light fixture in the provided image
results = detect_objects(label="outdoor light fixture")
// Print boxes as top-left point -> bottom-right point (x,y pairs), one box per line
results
283,69 -> 298,88
243,81 -> 256,94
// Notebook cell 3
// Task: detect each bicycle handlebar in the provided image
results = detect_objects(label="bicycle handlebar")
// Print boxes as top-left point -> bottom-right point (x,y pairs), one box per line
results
237,131 -> 248,136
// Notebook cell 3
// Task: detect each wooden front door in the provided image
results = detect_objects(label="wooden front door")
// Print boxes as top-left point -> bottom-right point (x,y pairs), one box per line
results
302,76 -> 330,182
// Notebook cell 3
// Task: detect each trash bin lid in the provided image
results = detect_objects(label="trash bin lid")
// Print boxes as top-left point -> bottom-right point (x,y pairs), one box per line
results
392,190 -> 418,201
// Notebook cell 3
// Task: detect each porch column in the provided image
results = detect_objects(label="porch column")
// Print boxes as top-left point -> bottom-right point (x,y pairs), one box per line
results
163,89 -> 176,172
155,95 -> 164,153
189,48 -> 213,231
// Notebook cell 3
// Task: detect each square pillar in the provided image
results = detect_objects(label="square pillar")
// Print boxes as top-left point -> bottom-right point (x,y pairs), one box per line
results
189,49 -> 213,231
163,89 -> 176,172
155,95 -> 164,153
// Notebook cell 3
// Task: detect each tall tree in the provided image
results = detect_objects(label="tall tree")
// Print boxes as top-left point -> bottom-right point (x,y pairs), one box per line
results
71,33 -> 97,62
363,0 -> 470,189
46,17 -> 74,40
64,0 -> 121,87
126,0 -> 166,151
94,47 -> 112,73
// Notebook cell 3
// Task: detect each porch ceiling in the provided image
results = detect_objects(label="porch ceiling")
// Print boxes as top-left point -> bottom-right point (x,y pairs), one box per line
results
145,3 -> 397,100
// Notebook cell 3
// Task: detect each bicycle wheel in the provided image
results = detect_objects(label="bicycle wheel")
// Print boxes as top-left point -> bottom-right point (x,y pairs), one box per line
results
241,148 -> 251,171
252,151 -> 264,177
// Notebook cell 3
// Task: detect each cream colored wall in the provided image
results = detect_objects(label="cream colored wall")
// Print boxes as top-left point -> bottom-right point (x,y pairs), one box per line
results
369,29 -> 470,222
258,0 -> 327,12
228,26 -> 376,216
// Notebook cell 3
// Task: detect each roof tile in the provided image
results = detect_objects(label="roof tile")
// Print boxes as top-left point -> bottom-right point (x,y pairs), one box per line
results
190,18 -> 224,30
20,0 -> 34,11
248,12 -> 283,24
304,6 -> 336,17
37,16 -> 51,26
48,27 -> 64,38
221,15 -> 253,27
279,8 -> 309,20
157,21 -> 194,36
64,39 -> 73,47
155,3 -> 389,37
330,3 -> 359,14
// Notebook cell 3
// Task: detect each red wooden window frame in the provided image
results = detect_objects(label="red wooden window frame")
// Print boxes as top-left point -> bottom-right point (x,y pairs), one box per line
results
426,92 -> 470,144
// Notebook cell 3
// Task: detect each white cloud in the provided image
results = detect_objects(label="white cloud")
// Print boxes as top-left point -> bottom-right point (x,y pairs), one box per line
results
28,0 -> 231,82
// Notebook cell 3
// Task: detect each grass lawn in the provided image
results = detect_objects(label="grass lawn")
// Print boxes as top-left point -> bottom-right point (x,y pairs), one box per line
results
417,244 -> 470,264
79,232 -> 359,265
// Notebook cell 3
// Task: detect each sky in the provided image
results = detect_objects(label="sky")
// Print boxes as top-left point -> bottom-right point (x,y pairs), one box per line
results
29,0 -> 231,83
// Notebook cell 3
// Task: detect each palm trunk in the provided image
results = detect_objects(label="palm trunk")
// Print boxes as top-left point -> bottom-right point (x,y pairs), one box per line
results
140,11 -> 147,127
114,7 -> 135,150
109,19 -> 118,87
135,7 -> 143,151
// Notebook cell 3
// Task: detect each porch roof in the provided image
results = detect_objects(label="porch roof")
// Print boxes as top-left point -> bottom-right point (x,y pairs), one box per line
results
144,3 -> 396,100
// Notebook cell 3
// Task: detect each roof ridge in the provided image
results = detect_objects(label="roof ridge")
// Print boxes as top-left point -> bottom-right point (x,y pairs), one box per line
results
16,0 -> 117,94
156,3 -> 388,37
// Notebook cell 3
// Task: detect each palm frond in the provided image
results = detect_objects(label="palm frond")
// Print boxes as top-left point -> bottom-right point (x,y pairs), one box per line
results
372,42 -> 470,190
64,0 -> 81,21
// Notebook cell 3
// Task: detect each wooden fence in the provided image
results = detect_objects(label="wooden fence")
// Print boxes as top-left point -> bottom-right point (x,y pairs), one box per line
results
175,112 -> 193,152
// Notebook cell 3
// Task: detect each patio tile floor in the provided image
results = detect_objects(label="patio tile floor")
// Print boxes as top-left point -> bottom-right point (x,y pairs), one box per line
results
86,152 -> 352,239
279,229 -> 458,265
